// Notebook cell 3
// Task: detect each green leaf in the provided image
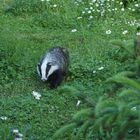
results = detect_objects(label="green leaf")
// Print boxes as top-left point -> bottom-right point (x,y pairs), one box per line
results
53,123 -> 77,139
72,108 -> 94,123
75,119 -> 93,139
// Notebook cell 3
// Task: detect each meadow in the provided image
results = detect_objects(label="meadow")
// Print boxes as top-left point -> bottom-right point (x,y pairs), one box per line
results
0,0 -> 140,139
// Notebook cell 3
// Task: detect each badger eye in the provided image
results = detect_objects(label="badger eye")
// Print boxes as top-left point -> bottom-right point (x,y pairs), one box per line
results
47,62 -> 51,66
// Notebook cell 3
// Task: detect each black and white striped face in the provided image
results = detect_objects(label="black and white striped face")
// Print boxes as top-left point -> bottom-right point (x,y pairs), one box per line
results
37,62 -> 59,82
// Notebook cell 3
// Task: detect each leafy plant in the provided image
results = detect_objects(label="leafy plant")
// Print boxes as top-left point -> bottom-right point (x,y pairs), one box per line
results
54,68 -> 140,139
5,0 -> 49,15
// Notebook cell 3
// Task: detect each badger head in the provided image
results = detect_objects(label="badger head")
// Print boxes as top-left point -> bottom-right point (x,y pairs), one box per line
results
37,62 -> 59,82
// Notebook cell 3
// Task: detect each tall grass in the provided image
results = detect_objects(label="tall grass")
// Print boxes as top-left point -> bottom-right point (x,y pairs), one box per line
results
4,0 -> 140,29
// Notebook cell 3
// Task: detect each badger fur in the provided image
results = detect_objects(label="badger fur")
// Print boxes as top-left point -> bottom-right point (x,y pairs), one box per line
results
37,47 -> 69,89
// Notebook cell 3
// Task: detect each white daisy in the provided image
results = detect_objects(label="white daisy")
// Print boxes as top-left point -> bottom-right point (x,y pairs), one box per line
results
122,30 -> 128,35
90,7 -> 93,10
88,10 -> 91,14
0,116 -> 7,120
93,70 -> 96,74
106,30 -> 111,34
131,107 -> 136,111
121,8 -> 125,11
98,66 -> 104,70
53,4 -> 57,8
120,2 -> 123,5
77,16 -> 82,19
89,15 -> 93,19
96,3 -> 99,7
92,0 -> 96,3
71,29 -> 77,32
135,4 -> 139,7
82,11 -> 85,14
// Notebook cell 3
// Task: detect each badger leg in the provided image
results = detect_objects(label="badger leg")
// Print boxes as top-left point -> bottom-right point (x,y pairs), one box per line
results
49,70 -> 64,89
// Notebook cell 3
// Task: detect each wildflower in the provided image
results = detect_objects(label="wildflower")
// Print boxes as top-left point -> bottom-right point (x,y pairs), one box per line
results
108,9 -> 111,12
93,70 -> 96,74
101,10 -> 105,16
131,107 -> 136,111
88,10 -> 91,14
106,30 -> 111,34
98,66 -> 104,70
0,116 -> 7,120
71,29 -> 77,32
137,32 -> 140,36
92,0 -> 96,3
135,4 -> 139,7
76,100 -> 81,106
53,4 -> 57,7
89,15 -> 93,19
121,8 -> 125,11
82,11 -> 85,14
77,16 -> 82,19
32,91 -> 41,100
122,30 -> 128,35
120,2 -> 123,5
96,3 -> 99,7
90,7 -> 93,10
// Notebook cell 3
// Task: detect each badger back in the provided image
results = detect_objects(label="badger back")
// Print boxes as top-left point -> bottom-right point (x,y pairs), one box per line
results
48,47 -> 69,74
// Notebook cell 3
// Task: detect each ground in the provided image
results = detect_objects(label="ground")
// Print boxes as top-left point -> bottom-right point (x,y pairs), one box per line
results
0,0 -> 139,139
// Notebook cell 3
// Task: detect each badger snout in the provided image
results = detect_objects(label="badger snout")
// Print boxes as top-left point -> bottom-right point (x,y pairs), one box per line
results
41,77 -> 48,82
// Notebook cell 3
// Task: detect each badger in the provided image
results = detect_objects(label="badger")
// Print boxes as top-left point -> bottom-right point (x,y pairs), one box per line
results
37,47 -> 69,89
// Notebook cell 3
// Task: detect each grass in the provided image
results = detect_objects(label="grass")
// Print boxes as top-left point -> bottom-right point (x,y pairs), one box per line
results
0,0 -> 139,139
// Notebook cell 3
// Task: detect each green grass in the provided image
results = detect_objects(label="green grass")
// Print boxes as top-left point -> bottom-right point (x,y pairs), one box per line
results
0,0 -> 139,139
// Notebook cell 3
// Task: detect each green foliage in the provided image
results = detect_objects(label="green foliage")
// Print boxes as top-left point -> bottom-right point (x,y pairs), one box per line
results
4,0 -> 140,29
0,0 -> 140,139
0,37 -> 17,85
53,123 -> 77,139
5,0 -> 49,15
54,71 -> 140,139
0,126 -> 14,140
110,39 -> 135,56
